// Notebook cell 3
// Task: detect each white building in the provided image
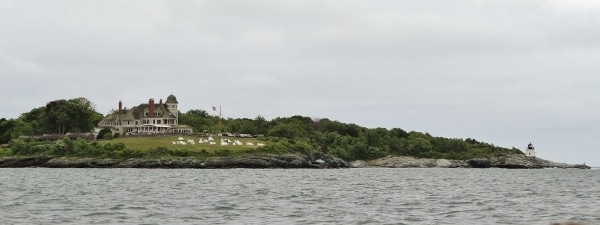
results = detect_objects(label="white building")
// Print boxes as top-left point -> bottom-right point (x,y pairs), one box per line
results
98,94 -> 193,135
526,143 -> 536,157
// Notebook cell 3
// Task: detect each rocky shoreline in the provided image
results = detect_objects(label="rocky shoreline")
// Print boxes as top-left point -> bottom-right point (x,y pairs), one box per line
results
0,153 -> 349,169
0,153 -> 590,169
351,154 -> 591,169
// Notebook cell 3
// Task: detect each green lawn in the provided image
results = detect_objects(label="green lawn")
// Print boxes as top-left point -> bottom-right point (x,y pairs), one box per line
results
0,147 -> 11,157
101,135 -> 266,153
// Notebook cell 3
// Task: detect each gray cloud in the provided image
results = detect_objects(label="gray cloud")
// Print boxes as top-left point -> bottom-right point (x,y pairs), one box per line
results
2,0 -> 600,165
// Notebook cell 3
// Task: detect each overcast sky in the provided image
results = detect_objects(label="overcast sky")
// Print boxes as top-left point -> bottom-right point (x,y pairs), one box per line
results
2,0 -> 600,166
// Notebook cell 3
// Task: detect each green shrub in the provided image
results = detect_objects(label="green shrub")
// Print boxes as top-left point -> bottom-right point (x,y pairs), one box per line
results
146,146 -> 170,158
10,139 -> 30,155
168,148 -> 193,157
0,147 -> 12,157
97,128 -> 111,140
215,149 -> 232,156
103,132 -> 113,140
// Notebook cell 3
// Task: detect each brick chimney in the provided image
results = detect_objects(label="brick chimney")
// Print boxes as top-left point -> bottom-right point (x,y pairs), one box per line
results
118,100 -> 122,115
149,98 -> 155,117
159,99 -> 163,105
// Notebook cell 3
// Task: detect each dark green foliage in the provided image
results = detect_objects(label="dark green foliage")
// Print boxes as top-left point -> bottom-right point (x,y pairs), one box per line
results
16,97 -> 102,135
40,98 -> 102,133
97,128 -> 111,140
0,118 -> 15,144
215,149 -> 232,156
146,147 -> 170,158
9,139 -> 33,155
179,109 -> 216,133
103,132 -> 114,140
6,138 -> 144,159
3,98 -> 523,161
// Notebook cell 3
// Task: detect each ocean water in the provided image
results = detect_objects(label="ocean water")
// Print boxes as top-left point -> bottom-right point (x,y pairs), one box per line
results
0,168 -> 598,225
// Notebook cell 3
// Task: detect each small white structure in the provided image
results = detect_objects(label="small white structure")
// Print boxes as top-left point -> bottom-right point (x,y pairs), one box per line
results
526,143 -> 536,157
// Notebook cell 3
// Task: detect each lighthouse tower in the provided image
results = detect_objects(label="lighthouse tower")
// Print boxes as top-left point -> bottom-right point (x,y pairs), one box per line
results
526,143 -> 536,157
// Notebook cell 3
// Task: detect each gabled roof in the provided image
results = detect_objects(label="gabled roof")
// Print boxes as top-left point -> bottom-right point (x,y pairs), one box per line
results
98,113 -> 119,124
130,104 -> 176,119
100,103 -> 176,122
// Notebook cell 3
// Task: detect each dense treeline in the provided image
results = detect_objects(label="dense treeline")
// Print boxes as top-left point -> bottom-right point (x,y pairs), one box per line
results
1,101 -> 523,160
1,97 -> 103,144
180,111 -> 523,161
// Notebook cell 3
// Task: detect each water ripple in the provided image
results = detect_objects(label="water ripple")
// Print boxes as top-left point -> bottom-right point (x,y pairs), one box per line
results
0,168 -> 599,224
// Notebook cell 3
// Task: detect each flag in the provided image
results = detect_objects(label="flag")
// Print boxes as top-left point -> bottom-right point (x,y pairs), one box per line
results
212,106 -> 217,112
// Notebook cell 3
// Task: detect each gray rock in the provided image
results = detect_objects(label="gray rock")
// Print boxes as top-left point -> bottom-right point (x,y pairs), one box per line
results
350,160 -> 368,168
354,154 -> 589,169
0,156 -> 52,168
202,153 -> 348,169
357,156 -> 467,168
2,153 -> 587,169
44,157 -> 122,168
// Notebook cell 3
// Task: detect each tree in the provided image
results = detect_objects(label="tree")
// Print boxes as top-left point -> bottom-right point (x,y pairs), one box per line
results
0,118 -> 15,144
44,99 -> 70,133
179,109 -> 217,133
267,122 -> 310,140
364,127 -> 390,147
253,115 -> 267,134
66,97 -> 103,132
390,128 -> 409,139
185,109 -> 209,117
10,119 -> 34,139
97,128 -> 112,140
407,132 -> 433,155
40,98 -> 101,133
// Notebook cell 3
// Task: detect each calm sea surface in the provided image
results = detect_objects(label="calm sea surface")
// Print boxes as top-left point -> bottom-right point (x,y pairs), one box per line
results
0,168 -> 598,225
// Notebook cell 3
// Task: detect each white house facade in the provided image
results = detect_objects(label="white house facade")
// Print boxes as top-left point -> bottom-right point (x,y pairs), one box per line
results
98,94 -> 193,134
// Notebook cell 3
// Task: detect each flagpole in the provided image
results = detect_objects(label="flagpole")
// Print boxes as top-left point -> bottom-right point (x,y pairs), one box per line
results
219,105 -> 222,134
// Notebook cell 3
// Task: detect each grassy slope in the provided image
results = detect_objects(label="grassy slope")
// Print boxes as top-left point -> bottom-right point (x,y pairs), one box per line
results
0,147 -> 10,157
100,136 -> 266,153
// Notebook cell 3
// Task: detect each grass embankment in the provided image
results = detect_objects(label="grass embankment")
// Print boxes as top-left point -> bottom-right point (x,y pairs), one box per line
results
4,135 -> 280,160
101,135 -> 266,153
0,147 -> 11,157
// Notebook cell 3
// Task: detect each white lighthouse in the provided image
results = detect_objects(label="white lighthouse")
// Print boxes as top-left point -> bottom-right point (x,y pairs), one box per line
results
526,143 -> 536,157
